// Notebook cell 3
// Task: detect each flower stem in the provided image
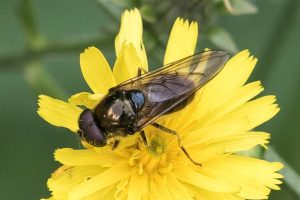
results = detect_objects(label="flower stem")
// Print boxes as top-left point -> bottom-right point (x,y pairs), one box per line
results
24,61 -> 67,99
17,0 -> 67,98
18,0 -> 46,49
0,34 -> 114,70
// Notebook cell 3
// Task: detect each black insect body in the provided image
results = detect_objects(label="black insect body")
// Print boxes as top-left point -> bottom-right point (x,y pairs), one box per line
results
78,50 -> 230,165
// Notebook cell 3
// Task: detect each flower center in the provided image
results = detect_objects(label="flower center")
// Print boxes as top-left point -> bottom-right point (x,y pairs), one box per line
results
147,136 -> 166,156
128,132 -> 174,174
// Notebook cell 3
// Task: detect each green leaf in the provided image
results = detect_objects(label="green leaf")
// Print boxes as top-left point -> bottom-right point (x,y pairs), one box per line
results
207,26 -> 238,53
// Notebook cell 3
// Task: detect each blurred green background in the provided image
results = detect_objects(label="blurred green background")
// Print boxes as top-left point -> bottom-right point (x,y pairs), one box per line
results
0,0 -> 300,199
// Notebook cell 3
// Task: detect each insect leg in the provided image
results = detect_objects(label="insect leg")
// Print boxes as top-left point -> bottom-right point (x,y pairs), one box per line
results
151,122 -> 176,134
111,139 -> 120,150
151,122 -> 202,166
140,130 -> 148,145
137,67 -> 148,76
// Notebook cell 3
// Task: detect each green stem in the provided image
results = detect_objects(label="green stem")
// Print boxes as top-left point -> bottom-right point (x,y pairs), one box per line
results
24,62 -> 67,99
0,34 -> 114,70
18,0 -> 45,49
16,0 -> 69,98
264,146 -> 300,197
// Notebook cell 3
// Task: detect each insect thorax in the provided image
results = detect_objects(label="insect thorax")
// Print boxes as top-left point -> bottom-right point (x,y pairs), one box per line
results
93,90 -> 145,135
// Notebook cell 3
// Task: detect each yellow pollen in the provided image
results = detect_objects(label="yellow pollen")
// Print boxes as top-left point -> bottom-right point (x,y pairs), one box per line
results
156,146 -> 163,153
128,151 -> 140,166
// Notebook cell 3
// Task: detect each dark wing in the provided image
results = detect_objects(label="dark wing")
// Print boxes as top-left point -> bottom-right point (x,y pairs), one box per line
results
110,50 -> 230,131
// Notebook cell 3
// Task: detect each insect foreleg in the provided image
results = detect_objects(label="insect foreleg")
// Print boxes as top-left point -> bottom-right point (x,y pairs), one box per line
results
151,122 -> 202,166
111,139 -> 120,150
151,122 -> 176,134
140,130 -> 148,145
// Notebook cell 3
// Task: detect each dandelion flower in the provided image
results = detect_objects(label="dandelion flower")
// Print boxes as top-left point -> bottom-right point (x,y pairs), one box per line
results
38,8 -> 283,200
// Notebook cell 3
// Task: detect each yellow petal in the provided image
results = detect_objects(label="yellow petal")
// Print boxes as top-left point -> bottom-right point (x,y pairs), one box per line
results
173,167 -> 240,193
185,117 -> 249,146
115,178 -> 130,200
80,46 -> 116,93
188,185 -> 243,200
189,81 -> 263,130
204,132 -> 270,152
127,172 -> 147,200
37,95 -> 82,132
183,95 -> 278,147
188,132 -> 270,155
81,184 -> 116,200
69,162 -> 132,200
68,92 -> 105,109
222,95 -> 279,131
115,8 -> 148,69
203,155 -> 283,199
150,173 -> 173,200
199,50 -> 257,108
164,18 -> 198,64
166,174 -> 193,200
163,81 -> 263,133
48,166 -> 104,199
113,43 -> 144,84
55,148 -> 124,167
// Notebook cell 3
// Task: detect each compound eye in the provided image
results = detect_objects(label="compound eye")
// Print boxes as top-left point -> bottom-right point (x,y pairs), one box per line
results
129,91 -> 144,111
78,109 -> 107,147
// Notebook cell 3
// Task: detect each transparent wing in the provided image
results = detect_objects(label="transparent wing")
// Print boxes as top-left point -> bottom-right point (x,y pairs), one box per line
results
110,50 -> 230,131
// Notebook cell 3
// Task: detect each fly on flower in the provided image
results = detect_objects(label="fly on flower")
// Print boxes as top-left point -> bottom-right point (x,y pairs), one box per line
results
78,50 -> 229,165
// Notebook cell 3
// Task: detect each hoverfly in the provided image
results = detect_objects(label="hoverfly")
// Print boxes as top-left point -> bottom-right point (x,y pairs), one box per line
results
78,50 -> 229,165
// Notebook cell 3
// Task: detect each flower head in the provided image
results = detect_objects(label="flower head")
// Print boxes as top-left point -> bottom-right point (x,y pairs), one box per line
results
38,8 -> 283,200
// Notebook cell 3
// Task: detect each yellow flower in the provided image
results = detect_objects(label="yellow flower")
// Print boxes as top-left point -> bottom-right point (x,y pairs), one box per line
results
38,8 -> 283,200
